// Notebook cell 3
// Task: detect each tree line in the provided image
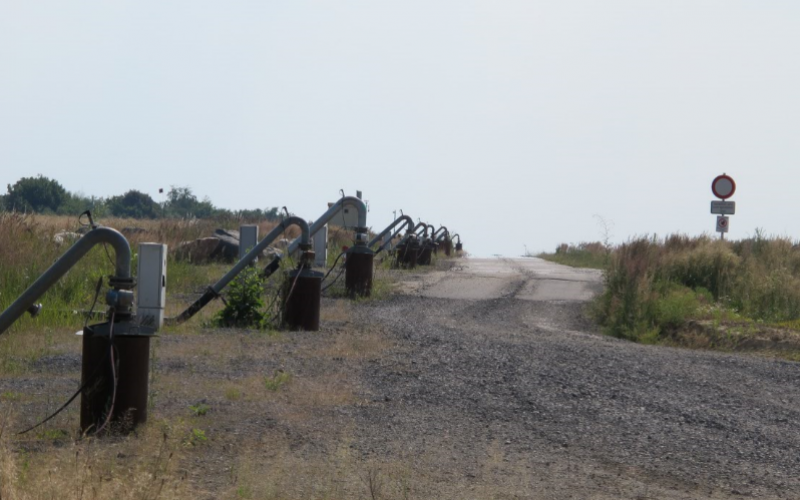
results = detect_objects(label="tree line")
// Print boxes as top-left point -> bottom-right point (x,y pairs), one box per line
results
1,175 -> 284,221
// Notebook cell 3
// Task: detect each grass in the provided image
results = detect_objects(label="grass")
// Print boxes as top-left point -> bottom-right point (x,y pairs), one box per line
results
581,233 -> 800,355
535,241 -> 610,269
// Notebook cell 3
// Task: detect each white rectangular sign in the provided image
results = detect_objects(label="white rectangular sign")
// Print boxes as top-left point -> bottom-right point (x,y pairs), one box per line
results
711,201 -> 736,215
716,215 -> 730,233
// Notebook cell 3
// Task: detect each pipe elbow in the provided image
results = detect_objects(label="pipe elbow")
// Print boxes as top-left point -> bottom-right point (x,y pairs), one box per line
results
83,227 -> 132,279
282,216 -> 311,248
340,196 -> 368,229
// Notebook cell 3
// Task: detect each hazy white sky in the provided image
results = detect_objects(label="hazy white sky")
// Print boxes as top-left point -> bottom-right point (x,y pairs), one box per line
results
2,1 -> 799,256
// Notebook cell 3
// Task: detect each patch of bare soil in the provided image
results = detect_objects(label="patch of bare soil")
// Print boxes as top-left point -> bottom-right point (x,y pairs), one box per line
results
664,320 -> 800,359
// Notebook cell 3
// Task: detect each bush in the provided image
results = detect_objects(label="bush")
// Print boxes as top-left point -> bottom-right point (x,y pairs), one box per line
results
213,267 -> 269,329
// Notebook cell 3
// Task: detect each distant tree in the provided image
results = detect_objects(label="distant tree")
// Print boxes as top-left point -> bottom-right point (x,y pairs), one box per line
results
106,190 -> 160,219
57,192 -> 105,216
164,186 -> 199,218
264,207 -> 280,221
164,186 -> 219,219
5,175 -> 67,213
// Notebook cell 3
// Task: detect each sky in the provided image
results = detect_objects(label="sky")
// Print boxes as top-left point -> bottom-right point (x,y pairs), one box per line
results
2,1 -> 799,257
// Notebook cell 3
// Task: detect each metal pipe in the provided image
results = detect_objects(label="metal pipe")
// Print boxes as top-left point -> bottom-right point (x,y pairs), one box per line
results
0,227 -> 131,335
432,225 -> 449,240
263,196 -> 368,278
412,222 -> 429,237
379,224 -> 409,253
451,233 -> 461,244
368,215 -> 414,251
173,216 -> 310,324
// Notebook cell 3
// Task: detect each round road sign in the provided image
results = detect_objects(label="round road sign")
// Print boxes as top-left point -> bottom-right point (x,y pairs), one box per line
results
712,174 -> 736,200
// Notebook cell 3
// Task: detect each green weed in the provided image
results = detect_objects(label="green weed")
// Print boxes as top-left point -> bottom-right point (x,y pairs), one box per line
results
263,370 -> 291,391
184,428 -> 208,446
189,403 -> 210,416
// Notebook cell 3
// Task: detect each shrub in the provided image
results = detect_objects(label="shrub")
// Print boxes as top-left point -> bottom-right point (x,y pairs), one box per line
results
213,267 -> 269,329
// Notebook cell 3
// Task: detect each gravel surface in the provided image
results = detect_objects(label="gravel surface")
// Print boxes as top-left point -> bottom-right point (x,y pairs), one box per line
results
5,256 -> 800,498
346,257 -> 800,499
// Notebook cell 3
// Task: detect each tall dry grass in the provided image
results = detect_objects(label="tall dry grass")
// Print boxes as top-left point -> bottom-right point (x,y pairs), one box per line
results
596,233 -> 800,341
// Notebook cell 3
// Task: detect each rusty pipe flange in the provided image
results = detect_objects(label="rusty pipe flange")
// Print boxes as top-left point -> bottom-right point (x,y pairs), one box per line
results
108,276 -> 136,290
299,249 -> 316,269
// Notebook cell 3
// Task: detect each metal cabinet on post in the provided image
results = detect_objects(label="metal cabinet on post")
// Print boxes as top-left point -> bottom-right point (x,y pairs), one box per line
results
137,243 -> 167,329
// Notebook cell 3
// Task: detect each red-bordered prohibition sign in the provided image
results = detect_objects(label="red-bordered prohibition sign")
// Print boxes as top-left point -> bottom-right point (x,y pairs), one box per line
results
712,174 -> 736,200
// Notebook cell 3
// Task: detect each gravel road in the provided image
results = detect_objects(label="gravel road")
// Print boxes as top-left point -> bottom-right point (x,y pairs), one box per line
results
347,257 -> 800,499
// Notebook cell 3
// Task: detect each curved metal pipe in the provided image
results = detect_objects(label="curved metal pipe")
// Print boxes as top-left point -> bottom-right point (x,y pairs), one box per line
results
174,216 -> 310,324
263,196 -> 369,278
383,225 -> 417,253
432,225 -> 448,240
412,222 -> 429,236
451,233 -> 461,244
0,227 -> 132,335
368,215 -> 414,249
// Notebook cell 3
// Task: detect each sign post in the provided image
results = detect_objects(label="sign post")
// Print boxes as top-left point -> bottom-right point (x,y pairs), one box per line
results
711,174 -> 736,240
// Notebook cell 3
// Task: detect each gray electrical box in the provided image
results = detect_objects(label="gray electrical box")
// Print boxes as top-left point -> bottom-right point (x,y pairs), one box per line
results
327,202 -> 359,229
239,225 -> 259,262
313,224 -> 328,267
137,243 -> 167,330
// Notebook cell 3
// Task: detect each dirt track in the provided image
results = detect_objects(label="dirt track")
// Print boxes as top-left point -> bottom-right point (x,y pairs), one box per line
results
348,257 -> 800,499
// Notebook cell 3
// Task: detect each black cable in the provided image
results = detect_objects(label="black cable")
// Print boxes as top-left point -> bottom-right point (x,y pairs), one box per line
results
17,352 -> 109,435
18,338 -> 111,435
95,310 -> 118,434
84,277 -> 104,329
19,277 -> 105,435
321,266 -> 346,293
280,266 -> 304,321
102,243 -> 115,270
322,250 -> 348,283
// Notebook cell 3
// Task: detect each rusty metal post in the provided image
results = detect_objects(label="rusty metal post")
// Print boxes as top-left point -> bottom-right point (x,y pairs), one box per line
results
397,237 -> 420,268
80,323 -> 151,434
418,241 -> 433,265
283,276 -> 322,331
345,244 -> 374,297
282,248 -> 322,331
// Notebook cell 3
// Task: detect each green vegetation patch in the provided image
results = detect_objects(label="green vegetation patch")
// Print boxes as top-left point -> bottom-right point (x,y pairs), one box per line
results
537,242 -> 610,270
590,233 -> 800,357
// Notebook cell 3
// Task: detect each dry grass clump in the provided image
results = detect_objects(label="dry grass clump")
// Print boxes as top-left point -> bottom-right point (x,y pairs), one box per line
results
0,412 -> 190,500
